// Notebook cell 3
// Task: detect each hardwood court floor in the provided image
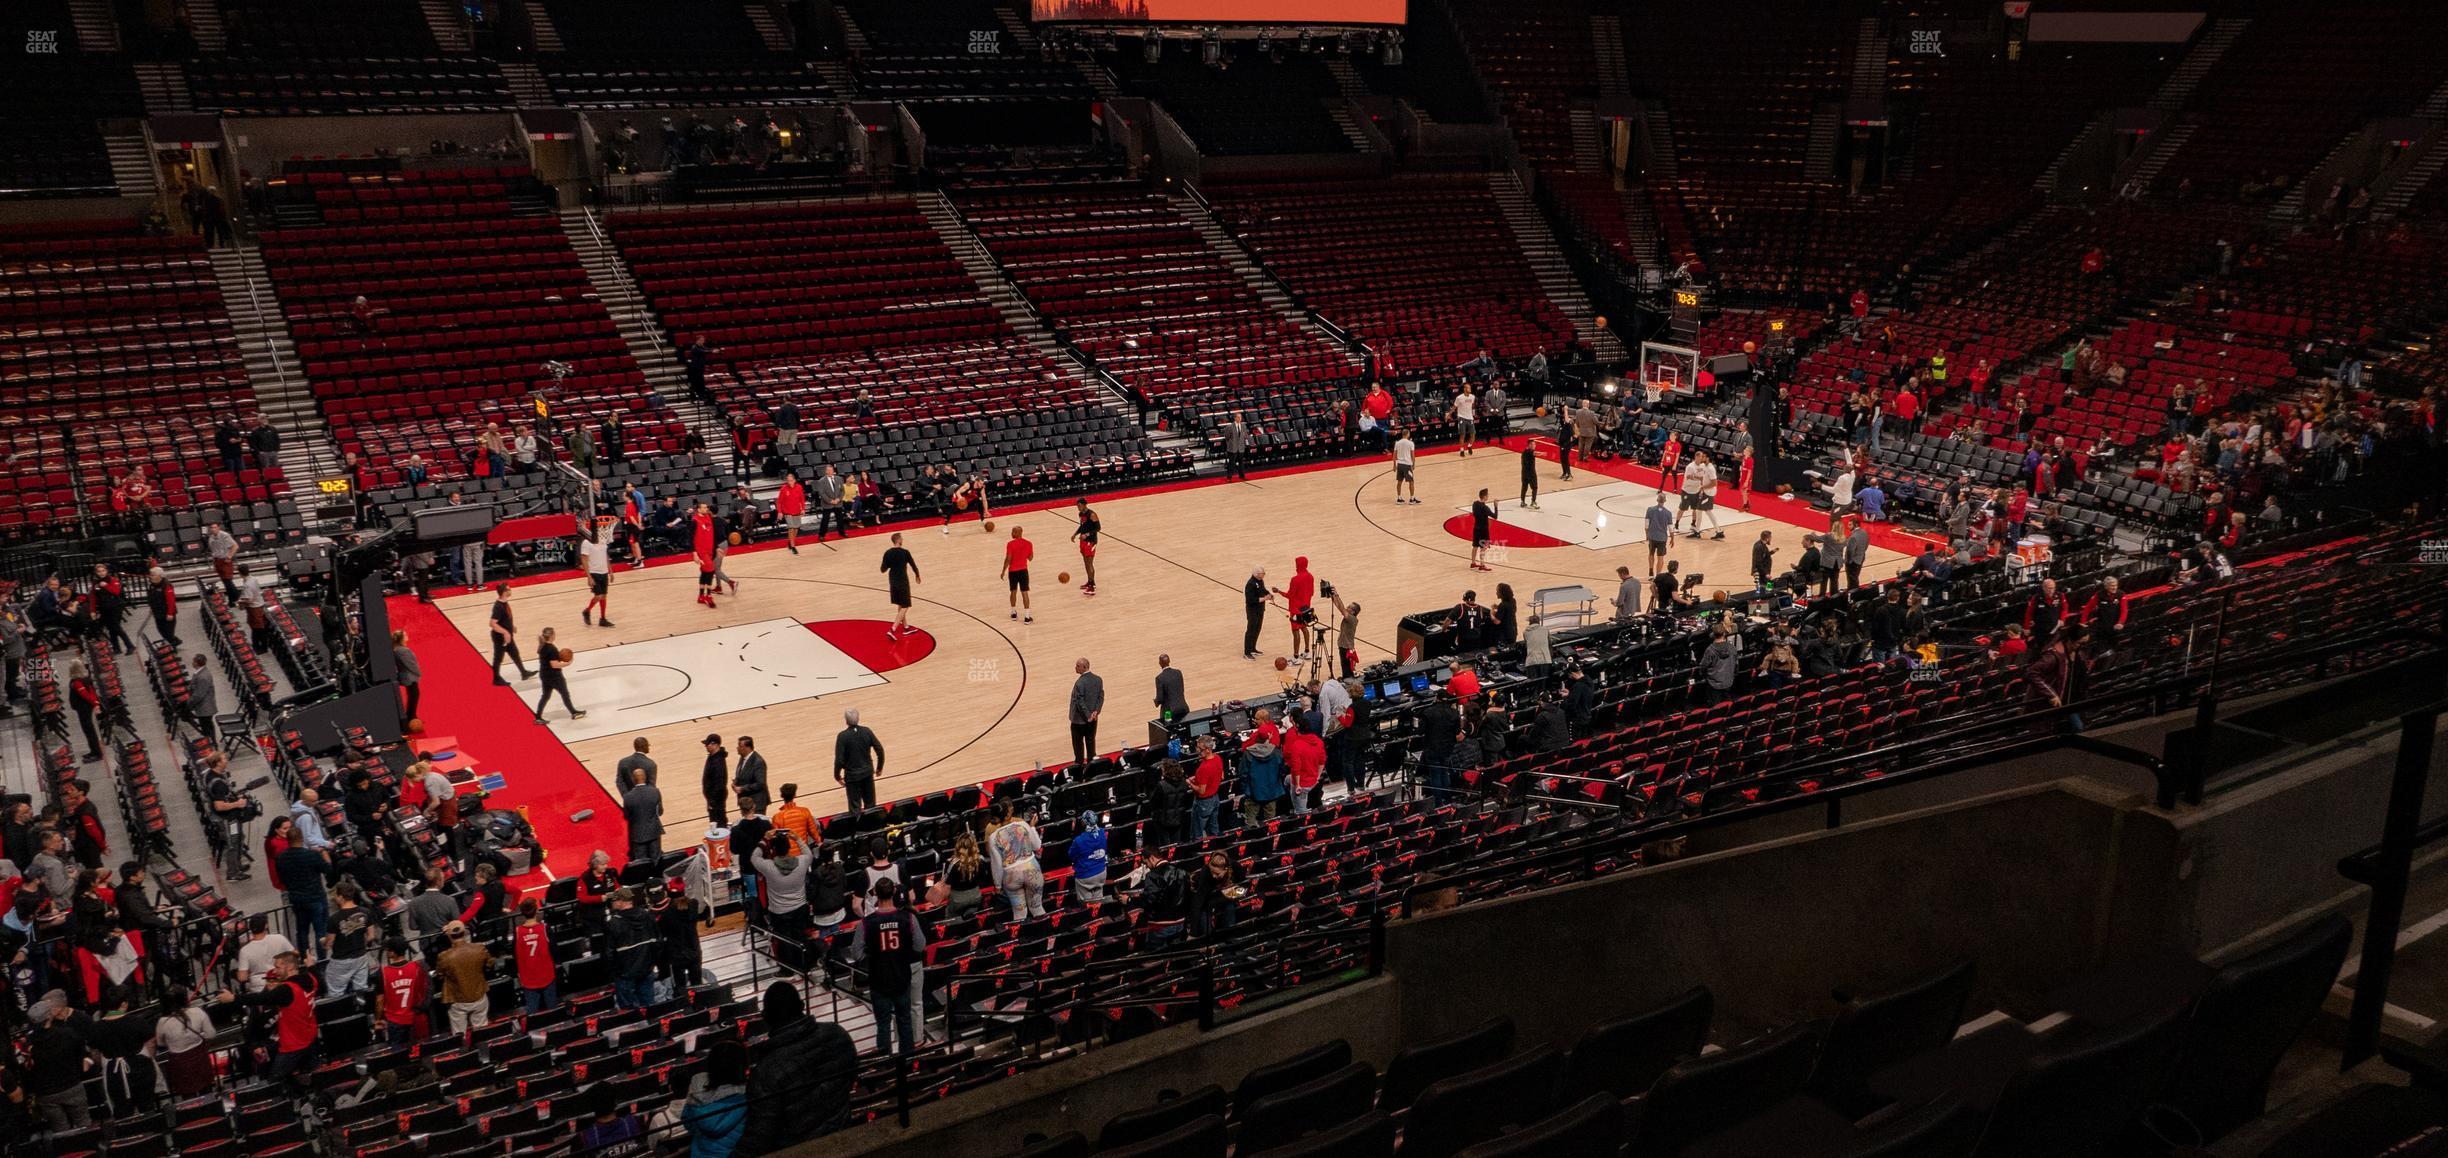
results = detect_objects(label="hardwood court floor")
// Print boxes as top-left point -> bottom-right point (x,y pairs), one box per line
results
430,442 -> 1911,842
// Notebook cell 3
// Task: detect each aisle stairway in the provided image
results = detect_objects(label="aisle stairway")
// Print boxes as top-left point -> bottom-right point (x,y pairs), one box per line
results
1492,174 -> 1628,361
1172,191 -> 1367,364
69,0 -> 121,51
208,245 -> 346,487
558,208 -> 735,471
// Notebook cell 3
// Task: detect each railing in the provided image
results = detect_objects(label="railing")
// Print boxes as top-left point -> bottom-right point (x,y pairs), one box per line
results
2336,699 -> 2448,1067
576,205 -> 668,359
223,248 -> 346,487
1401,624 -> 2448,916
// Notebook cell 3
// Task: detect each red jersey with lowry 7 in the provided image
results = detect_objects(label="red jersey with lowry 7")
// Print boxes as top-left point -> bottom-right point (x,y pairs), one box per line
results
1004,537 -> 1033,573
514,921 -> 555,989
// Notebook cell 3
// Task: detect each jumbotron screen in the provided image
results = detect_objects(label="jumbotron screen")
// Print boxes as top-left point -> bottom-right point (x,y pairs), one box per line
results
1032,0 -> 1406,25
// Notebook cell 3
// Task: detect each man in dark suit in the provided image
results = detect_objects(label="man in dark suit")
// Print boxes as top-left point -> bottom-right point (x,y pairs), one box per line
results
1243,567 -> 1268,658
1154,654 -> 1189,722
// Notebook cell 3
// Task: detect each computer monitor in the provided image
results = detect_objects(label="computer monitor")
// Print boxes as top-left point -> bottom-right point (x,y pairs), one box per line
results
1359,683 -> 1379,702
1408,672 -> 1432,694
1378,680 -> 1403,700
1222,710 -> 1251,734
1187,718 -> 1212,737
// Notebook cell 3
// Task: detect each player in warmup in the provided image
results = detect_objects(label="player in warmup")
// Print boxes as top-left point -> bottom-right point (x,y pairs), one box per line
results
1452,385 -> 1478,456
578,519 -> 615,628
1518,439 -> 1540,508
1001,525 -> 1033,623
1680,451 -> 1725,539
880,532 -> 920,639
1736,445 -> 1756,512
1658,429 -> 1683,483
1274,556 -> 1318,660
947,473 -> 991,534
1389,428 -> 1419,505
1469,489 -> 1496,572
619,481 -> 647,567
776,472 -> 806,555
692,503 -> 719,608
1071,498 -> 1101,594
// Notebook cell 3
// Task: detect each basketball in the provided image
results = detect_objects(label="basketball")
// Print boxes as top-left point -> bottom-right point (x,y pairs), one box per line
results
728,532 -> 741,545
1535,406 -> 1549,418
983,520 -> 995,531
405,718 -> 423,734
1058,571 -> 1071,584
1274,656 -> 1289,671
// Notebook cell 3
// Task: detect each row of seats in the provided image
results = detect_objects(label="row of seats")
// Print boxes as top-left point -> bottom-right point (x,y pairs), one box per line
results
254,165 -> 683,484
0,221 -> 286,535
1007,914 -> 2348,1156
1207,174 -> 1578,372
1445,0 -> 1599,165
2159,1 -> 2448,200
953,186 -> 1359,401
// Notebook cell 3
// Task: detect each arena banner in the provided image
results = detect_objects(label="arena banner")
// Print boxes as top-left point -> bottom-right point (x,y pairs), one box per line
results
1032,0 -> 1406,24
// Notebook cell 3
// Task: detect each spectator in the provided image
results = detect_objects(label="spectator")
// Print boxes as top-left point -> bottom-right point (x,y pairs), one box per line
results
436,920 -> 492,1035
1701,623 -> 1745,704
1189,736 -> 1225,838
1069,812 -> 1110,905
154,985 -> 217,1098
1283,716 -> 1326,816
60,780 -> 105,870
1239,727 -> 1287,823
750,826 -> 813,929
986,801 -> 1045,920
655,879 -> 704,990
574,1083 -> 649,1156
742,981 -> 857,1146
1136,760 -> 1186,851
377,937 -> 429,1046
26,990 -> 95,1129
402,867 -> 461,950
513,899 -> 558,1014
855,878 -> 925,1055
235,913 -> 298,991
215,950 -> 321,1091
324,881 -> 377,996
937,831 -> 992,920
682,1037 -> 751,1157
772,783 -> 817,848
1192,851 -> 1243,938
607,888 -> 660,1009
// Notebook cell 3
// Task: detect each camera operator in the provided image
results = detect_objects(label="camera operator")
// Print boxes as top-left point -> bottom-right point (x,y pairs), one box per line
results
204,756 -> 260,882
1325,585 -> 1360,679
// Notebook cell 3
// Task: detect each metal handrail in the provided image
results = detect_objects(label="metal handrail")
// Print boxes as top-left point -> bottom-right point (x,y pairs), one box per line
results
1399,624 -> 2448,916
578,205 -> 668,358
226,247 -> 344,485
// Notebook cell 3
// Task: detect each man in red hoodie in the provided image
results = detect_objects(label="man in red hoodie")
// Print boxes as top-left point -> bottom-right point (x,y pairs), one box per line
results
1274,557 -> 1317,660
1283,714 -> 1326,816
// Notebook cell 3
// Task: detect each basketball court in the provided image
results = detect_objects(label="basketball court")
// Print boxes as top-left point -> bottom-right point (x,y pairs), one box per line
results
401,438 -> 1919,870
